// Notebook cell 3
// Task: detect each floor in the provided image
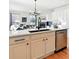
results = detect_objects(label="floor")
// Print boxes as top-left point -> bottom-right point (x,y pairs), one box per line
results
45,48 -> 69,59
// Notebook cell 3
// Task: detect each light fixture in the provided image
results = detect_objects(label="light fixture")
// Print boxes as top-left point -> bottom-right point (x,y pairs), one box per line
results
29,0 -> 40,15
29,0 -> 40,26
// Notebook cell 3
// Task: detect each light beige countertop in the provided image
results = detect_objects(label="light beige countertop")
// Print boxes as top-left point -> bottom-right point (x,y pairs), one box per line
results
9,27 -> 68,38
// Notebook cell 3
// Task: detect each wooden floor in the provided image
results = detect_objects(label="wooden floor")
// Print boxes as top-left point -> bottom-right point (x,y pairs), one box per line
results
45,48 -> 69,59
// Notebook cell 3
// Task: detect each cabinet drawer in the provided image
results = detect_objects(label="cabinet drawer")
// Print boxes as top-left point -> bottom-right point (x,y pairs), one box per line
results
46,32 -> 55,36
9,36 -> 30,45
31,33 -> 46,40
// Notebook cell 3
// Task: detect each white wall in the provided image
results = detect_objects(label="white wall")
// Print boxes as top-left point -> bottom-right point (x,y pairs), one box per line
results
52,5 -> 69,28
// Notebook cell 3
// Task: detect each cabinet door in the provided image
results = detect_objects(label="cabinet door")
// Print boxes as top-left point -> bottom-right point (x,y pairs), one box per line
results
31,38 -> 45,59
9,42 -> 30,59
9,46 -> 13,59
46,35 -> 55,54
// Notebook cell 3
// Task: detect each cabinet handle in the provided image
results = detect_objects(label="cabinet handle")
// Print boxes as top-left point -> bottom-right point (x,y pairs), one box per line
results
46,38 -> 48,40
43,39 -> 45,41
27,43 -> 29,45
15,39 -> 25,42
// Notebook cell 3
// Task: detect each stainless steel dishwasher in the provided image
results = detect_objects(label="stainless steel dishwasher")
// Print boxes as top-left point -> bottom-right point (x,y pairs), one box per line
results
55,29 -> 67,51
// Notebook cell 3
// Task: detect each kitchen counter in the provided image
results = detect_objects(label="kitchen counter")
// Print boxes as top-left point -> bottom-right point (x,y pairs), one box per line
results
9,27 -> 68,38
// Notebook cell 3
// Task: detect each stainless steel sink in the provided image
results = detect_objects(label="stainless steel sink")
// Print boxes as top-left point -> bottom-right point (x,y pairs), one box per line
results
29,29 -> 50,33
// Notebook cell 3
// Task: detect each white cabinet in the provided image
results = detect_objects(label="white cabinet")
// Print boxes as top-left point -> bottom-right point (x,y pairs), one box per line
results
9,32 -> 55,59
30,32 -> 55,59
9,46 -> 13,59
9,36 -> 30,59
31,38 -> 45,59
10,42 -> 30,59
46,33 -> 55,54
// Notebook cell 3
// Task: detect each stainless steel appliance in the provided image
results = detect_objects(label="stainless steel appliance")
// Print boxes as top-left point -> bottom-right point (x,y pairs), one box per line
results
55,29 -> 67,51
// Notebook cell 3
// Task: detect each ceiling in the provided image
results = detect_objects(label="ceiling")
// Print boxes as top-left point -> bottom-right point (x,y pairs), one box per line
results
9,0 -> 69,13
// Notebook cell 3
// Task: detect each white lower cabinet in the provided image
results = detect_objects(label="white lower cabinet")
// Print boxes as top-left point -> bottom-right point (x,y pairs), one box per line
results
9,32 -> 55,59
9,46 -> 13,59
31,38 -> 45,59
30,32 -> 55,59
46,35 -> 55,54
9,41 -> 30,59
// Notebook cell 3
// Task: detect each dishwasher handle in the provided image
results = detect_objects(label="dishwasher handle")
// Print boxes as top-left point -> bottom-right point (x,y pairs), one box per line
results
56,30 -> 67,34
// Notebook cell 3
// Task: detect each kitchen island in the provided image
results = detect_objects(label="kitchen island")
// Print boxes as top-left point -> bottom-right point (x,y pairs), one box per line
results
9,28 -> 68,59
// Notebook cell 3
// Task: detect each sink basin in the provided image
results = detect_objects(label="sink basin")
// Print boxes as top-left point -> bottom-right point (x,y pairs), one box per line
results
29,29 -> 50,33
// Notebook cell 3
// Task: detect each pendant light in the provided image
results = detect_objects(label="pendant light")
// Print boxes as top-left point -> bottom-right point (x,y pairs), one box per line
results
29,0 -> 40,26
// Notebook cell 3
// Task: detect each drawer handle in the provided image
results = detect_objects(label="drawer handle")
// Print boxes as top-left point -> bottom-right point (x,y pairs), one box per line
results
57,30 -> 67,33
43,39 -> 45,41
15,39 -> 25,42
46,38 -> 48,40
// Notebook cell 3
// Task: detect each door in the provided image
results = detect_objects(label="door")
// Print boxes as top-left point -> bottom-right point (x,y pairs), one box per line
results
9,42 -> 30,59
31,38 -> 45,59
46,35 -> 55,54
